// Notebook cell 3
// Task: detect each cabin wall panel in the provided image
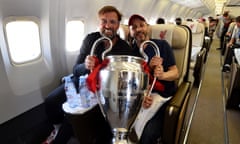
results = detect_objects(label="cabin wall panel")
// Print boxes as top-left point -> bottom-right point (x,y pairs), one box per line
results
0,0 -> 68,124
0,0 -> 43,17
164,3 -> 180,20
177,6 -> 190,19
149,0 -> 170,22
64,0 -> 98,72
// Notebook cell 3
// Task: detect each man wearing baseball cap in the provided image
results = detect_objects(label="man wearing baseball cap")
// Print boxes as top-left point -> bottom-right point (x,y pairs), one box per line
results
128,14 -> 147,26
128,14 -> 179,144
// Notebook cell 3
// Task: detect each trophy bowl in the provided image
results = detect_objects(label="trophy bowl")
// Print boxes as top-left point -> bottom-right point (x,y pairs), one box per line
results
98,55 -> 149,143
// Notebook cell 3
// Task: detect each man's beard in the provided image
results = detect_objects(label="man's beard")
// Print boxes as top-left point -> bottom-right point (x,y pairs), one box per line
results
136,32 -> 147,43
100,29 -> 116,39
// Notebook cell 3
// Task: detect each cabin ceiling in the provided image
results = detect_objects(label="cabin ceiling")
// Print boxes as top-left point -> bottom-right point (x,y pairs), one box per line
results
170,0 -> 240,16
224,0 -> 240,17
170,0 -> 204,8
226,0 -> 240,5
169,0 -> 215,16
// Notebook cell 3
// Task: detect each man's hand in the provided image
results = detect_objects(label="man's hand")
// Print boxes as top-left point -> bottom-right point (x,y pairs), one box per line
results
142,96 -> 153,109
154,65 -> 164,80
85,55 -> 96,70
149,56 -> 163,69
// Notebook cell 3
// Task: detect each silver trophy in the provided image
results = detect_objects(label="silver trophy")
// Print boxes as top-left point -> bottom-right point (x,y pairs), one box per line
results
90,37 -> 160,144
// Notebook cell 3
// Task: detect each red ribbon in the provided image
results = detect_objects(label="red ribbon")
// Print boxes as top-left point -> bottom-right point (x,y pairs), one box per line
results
86,57 -> 164,93
86,56 -> 109,93
142,61 -> 165,92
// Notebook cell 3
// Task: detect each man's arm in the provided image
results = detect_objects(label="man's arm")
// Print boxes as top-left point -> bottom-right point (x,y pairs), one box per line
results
72,34 -> 93,77
153,64 -> 179,81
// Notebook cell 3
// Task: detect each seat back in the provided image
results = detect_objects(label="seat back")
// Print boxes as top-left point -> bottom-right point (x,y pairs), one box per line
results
184,21 -> 205,47
118,24 -> 130,41
183,22 -> 205,62
226,58 -> 240,110
183,22 -> 207,86
149,24 -> 191,86
149,24 -> 192,144
119,24 -> 192,143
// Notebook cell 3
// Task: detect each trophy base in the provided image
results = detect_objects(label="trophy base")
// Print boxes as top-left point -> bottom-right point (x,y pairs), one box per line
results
112,127 -> 139,144
112,128 -> 129,144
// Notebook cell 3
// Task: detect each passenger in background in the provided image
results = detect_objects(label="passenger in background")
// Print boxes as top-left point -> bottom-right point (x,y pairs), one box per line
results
216,11 -> 233,55
225,20 -> 236,38
198,17 -> 208,37
222,16 -> 240,72
156,17 -> 165,24
208,16 -> 214,23
43,5 -> 134,144
175,17 -> 182,25
223,20 -> 236,47
186,18 -> 193,22
208,17 -> 218,43
128,14 -> 179,144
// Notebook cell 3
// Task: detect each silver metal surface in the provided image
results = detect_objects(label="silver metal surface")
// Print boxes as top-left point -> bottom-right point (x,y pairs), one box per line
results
99,55 -> 148,143
91,37 -> 160,143
99,55 -> 148,129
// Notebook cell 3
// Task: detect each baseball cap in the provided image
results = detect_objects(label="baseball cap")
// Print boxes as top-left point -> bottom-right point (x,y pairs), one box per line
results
128,14 -> 146,26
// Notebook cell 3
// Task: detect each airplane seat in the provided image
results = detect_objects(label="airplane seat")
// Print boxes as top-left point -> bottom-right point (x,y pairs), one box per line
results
222,22 -> 237,67
150,24 -> 191,86
222,22 -> 236,56
184,21 -> 207,86
203,21 -> 212,56
204,36 -> 211,58
118,24 -> 130,41
226,51 -> 240,110
149,24 -> 192,144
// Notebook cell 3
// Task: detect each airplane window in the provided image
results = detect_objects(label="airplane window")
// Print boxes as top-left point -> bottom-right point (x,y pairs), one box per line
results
66,20 -> 84,52
5,19 -> 41,64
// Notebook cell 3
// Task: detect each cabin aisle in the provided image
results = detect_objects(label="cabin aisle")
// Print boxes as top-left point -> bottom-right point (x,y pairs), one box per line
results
187,39 -> 225,144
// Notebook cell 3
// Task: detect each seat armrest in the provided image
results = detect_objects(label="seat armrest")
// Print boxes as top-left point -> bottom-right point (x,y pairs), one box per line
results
168,81 -> 191,107
193,48 -> 207,86
162,81 -> 191,144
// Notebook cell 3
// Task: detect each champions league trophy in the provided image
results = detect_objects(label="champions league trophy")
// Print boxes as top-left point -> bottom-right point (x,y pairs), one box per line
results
89,37 -> 160,144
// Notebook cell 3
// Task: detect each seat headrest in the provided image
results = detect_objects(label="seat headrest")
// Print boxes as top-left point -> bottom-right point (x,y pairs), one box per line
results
118,24 -> 129,41
149,24 -> 191,86
150,24 -> 174,45
184,21 -> 204,34
183,22 -> 205,47
149,24 -> 187,50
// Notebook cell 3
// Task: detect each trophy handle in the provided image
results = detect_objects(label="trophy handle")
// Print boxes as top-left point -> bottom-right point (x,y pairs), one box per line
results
139,40 -> 160,96
89,36 -> 112,120
139,40 -> 160,62
90,36 -> 113,59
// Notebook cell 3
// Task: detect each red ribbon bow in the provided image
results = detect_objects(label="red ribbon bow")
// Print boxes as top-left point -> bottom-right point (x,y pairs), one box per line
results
86,56 -> 109,93
86,57 -> 164,93
142,61 -> 165,92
